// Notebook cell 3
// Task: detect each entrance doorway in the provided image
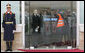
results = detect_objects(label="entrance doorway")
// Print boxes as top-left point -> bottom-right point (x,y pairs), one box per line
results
25,1 -> 77,49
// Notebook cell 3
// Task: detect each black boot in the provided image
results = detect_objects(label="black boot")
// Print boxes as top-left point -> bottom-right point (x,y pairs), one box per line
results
5,49 -> 10,52
5,41 -> 10,52
9,41 -> 13,51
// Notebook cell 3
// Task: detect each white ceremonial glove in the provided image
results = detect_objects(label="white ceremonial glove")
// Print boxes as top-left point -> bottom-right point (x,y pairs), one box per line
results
35,26 -> 39,32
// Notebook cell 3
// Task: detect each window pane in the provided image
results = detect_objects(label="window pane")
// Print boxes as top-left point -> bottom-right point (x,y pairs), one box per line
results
25,1 -> 77,49
80,1 -> 84,24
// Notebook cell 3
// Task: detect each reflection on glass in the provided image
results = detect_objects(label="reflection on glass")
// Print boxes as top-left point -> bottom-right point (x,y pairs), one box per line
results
25,1 -> 77,49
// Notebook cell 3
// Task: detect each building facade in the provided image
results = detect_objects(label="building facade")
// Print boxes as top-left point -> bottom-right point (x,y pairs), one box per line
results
1,1 -> 84,51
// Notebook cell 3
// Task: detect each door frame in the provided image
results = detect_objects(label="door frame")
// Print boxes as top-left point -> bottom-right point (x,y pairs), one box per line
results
22,1 -> 80,49
21,1 -> 25,49
76,1 -> 80,48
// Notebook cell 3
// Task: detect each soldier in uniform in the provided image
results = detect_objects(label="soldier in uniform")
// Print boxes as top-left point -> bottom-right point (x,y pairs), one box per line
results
2,3 -> 16,52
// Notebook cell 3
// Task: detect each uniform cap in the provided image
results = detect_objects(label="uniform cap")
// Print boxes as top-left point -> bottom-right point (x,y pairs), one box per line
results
6,3 -> 11,8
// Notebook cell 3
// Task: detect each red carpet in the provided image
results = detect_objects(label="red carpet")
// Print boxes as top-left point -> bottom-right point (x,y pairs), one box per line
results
18,49 -> 84,52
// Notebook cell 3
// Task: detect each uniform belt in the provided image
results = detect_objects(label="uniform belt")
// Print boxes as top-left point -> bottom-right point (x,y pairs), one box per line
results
5,22 -> 13,24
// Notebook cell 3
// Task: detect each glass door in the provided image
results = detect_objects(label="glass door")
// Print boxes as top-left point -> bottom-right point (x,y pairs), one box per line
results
29,1 -> 52,49
49,1 -> 77,48
25,1 -> 77,49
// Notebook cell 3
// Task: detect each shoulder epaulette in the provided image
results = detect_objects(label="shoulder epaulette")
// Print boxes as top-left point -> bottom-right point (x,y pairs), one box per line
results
3,13 -> 6,15
12,13 -> 15,14
3,13 -> 6,19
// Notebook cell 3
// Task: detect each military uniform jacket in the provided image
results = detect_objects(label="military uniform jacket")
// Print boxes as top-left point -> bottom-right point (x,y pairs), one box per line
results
2,11 -> 16,41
